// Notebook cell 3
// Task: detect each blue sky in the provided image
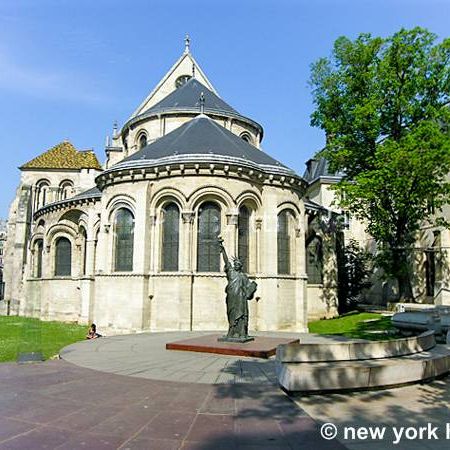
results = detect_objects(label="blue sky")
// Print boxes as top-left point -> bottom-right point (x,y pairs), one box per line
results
0,0 -> 448,218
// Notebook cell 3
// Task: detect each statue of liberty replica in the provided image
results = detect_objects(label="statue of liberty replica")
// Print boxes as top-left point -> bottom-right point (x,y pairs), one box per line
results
218,237 -> 258,342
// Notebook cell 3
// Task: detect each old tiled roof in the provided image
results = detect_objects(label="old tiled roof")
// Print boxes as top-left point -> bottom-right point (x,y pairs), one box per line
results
20,141 -> 102,170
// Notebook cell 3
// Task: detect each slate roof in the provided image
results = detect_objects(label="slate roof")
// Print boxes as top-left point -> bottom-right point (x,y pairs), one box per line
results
116,115 -> 294,173
21,141 -> 102,170
71,186 -> 102,200
141,78 -> 238,117
303,157 -> 343,183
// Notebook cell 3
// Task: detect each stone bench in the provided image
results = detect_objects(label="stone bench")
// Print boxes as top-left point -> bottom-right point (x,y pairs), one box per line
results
277,331 -> 435,362
392,307 -> 450,339
276,331 -> 450,393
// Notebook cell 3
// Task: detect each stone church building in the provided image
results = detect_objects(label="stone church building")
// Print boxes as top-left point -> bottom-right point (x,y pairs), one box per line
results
2,39 -> 340,334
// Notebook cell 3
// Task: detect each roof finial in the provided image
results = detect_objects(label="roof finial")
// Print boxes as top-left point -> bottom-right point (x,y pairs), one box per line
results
199,92 -> 205,114
184,34 -> 191,54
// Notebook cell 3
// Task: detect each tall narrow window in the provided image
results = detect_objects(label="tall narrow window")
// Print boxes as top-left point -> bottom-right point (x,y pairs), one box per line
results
197,202 -> 221,272
162,203 -> 180,271
80,228 -> 87,275
238,206 -> 250,272
425,251 -> 435,297
36,240 -> 43,278
114,208 -> 134,271
306,235 -> 323,284
138,134 -> 147,149
55,237 -> 72,276
277,210 -> 290,274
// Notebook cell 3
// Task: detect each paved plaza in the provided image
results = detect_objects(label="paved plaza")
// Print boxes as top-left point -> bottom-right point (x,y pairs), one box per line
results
295,378 -> 450,450
61,331 -> 347,385
0,331 -> 449,449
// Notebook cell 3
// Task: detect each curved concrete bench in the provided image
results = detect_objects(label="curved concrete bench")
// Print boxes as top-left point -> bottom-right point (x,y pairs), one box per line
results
277,331 -> 436,363
392,306 -> 450,338
276,331 -> 450,393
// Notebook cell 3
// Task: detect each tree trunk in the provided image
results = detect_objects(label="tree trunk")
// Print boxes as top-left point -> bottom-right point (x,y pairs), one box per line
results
393,249 -> 414,302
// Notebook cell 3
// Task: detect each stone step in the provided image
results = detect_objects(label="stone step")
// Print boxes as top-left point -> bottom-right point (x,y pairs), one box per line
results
277,344 -> 450,393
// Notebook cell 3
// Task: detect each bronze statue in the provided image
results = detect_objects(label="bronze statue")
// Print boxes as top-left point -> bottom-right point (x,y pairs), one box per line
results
218,237 -> 258,342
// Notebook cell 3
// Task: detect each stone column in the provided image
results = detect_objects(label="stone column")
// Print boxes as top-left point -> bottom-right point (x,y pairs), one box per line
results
49,186 -> 59,204
79,236 -> 95,324
226,212 -> 238,257
149,212 -> 157,272
84,239 -> 96,277
96,223 -> 110,273
74,235 -> 83,279
257,192 -> 279,330
255,218 -> 263,273
294,209 -> 308,332
181,211 -> 195,272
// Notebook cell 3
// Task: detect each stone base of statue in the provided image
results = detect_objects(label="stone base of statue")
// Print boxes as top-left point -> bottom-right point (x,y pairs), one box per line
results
166,334 -> 299,359
217,336 -> 254,343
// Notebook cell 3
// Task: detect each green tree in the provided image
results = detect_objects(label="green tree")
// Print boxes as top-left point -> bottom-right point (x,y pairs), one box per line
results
337,239 -> 373,313
310,28 -> 450,302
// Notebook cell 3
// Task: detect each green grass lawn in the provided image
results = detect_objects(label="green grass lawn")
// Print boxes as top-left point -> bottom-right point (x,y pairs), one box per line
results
0,316 -> 87,362
308,312 -> 401,341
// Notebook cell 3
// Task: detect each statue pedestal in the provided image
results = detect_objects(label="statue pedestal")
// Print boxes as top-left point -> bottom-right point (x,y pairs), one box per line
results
166,334 -> 299,359
217,336 -> 254,343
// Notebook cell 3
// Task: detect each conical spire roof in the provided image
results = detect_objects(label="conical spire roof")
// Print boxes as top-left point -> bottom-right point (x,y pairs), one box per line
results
114,115 -> 293,174
139,78 -> 238,117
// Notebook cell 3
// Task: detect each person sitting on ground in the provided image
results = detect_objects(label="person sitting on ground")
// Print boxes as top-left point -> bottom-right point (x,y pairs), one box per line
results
86,323 -> 101,339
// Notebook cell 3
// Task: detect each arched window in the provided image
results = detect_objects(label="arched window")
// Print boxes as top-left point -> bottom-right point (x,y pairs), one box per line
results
35,240 -> 43,278
55,237 -> 72,276
238,206 -> 250,272
306,235 -> 323,284
114,208 -> 134,272
162,203 -> 180,271
197,202 -> 221,272
277,210 -> 291,274
240,133 -> 252,144
59,181 -> 74,201
138,133 -> 147,149
35,180 -> 50,209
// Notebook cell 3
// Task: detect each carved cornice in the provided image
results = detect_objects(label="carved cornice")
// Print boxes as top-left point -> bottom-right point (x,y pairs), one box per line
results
96,158 -> 306,195
34,196 -> 99,220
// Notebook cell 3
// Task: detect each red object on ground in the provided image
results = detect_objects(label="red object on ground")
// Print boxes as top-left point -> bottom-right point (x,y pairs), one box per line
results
166,334 -> 299,358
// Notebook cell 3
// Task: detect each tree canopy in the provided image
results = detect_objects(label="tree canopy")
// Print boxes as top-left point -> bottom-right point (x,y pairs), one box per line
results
310,27 -> 450,301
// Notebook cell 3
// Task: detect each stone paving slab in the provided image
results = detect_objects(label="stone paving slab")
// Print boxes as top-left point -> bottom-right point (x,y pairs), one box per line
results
0,360 -> 346,450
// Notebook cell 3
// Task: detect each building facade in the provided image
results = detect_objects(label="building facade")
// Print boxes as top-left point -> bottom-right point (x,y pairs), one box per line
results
0,219 -> 6,299
1,40 -> 340,333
